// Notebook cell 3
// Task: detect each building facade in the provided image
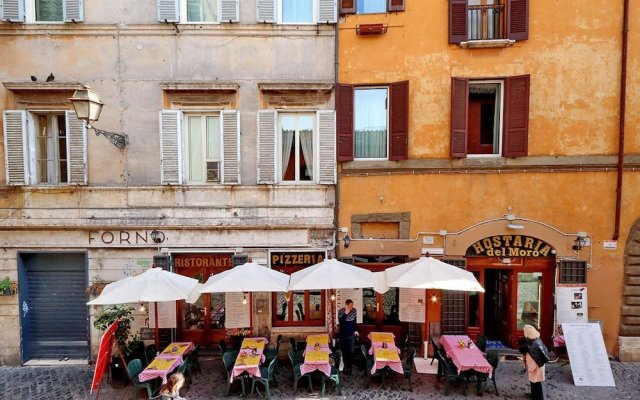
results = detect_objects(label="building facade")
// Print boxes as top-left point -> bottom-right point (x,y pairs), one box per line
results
336,0 -> 640,359
0,0 -> 338,364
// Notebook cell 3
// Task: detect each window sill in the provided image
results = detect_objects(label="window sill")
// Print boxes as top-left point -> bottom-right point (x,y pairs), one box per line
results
459,39 -> 515,49
3,82 -> 84,92
160,81 -> 239,92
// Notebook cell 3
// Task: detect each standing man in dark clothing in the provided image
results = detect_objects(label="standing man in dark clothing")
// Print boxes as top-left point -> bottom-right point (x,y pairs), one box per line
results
338,299 -> 358,375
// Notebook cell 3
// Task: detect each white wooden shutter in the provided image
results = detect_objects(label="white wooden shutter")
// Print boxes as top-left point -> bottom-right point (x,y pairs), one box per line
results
158,0 -> 179,22
65,111 -> 87,185
160,110 -> 183,185
316,110 -> 336,184
221,110 -> 240,184
63,0 -> 83,22
256,0 -> 276,23
318,0 -> 337,24
3,110 -> 27,185
1,0 -> 25,22
220,0 -> 239,23
257,110 -> 277,184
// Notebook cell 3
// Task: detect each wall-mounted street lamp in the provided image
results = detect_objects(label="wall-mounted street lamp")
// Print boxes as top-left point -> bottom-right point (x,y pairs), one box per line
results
572,232 -> 588,252
69,86 -> 127,149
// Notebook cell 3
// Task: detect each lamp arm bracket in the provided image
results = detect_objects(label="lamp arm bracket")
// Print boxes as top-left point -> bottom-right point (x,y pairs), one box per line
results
91,127 -> 128,149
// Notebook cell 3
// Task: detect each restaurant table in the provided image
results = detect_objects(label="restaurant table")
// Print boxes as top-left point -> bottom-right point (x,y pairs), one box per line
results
369,332 -> 396,346
138,355 -> 182,384
230,337 -> 268,383
300,334 -> 332,378
159,342 -> 194,361
440,335 -> 493,395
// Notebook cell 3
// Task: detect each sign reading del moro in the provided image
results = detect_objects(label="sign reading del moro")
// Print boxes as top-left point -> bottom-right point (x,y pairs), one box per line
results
466,235 -> 553,257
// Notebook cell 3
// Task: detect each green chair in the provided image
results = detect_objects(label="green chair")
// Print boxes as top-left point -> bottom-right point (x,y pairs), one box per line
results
127,358 -> 154,400
361,344 -> 381,388
321,350 -> 342,398
288,350 -> 312,393
264,335 -> 282,386
437,349 -> 468,396
250,357 -> 277,400
402,347 -> 416,391
222,351 -> 245,396
476,335 -> 488,353
485,351 -> 500,395
144,344 -> 157,366
189,345 -> 201,374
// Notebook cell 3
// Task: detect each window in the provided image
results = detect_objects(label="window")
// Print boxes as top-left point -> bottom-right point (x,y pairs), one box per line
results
183,0 -> 218,23
257,110 -> 335,185
185,114 -> 221,183
281,0 -> 313,23
256,0 -> 336,24
558,261 -> 587,284
159,109 -> 240,185
441,259 -> 467,334
336,81 -> 409,162
1,0 -> 85,23
158,0 -> 238,23
449,0 -> 529,44
3,110 -> 87,185
517,272 -> 542,329
280,113 -> 314,182
450,75 -> 529,158
340,0 -> 405,14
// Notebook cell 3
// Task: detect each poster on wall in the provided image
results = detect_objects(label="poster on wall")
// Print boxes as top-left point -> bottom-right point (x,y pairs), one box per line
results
225,292 -> 251,329
148,301 -> 178,329
556,287 -> 588,324
335,288 -> 363,324
399,288 -> 426,323
562,323 -> 615,387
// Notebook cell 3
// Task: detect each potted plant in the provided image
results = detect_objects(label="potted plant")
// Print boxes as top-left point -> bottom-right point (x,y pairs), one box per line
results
0,277 -> 13,296
93,305 -> 134,386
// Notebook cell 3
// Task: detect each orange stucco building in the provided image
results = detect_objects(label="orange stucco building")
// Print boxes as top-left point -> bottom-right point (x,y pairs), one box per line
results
336,0 -> 640,359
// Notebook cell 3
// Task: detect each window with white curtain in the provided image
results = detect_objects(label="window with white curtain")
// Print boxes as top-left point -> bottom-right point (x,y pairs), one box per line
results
280,113 -> 314,182
354,87 -> 388,159
183,0 -> 218,22
33,113 -> 68,184
280,0 -> 314,23
185,113 -> 222,183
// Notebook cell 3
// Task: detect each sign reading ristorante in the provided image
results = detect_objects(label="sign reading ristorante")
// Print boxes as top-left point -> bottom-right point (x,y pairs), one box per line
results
466,235 -> 553,257
270,251 -> 325,268
174,253 -> 233,268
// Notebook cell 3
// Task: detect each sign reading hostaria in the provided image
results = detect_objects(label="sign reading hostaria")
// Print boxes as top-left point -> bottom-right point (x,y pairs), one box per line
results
173,253 -> 233,269
270,251 -> 325,268
466,235 -> 554,257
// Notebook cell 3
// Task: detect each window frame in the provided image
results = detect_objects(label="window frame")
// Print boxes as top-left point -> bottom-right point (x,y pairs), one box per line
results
179,0 -> 220,24
466,79 -> 504,158
353,85 -> 390,161
355,0 -> 388,15
277,111 -> 316,184
26,0 -> 64,23
29,111 -> 68,185
278,0 -> 317,25
182,111 -> 223,185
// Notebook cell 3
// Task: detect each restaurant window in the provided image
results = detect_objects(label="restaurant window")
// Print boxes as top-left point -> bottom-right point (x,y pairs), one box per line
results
441,259 -> 467,334
517,272 -> 541,329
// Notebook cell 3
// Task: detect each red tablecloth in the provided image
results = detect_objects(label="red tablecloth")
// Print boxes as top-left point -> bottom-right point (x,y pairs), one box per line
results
231,337 -> 268,382
440,335 -> 492,378
138,355 -> 182,384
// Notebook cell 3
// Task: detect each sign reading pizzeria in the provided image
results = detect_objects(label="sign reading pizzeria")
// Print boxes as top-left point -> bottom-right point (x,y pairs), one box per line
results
466,235 -> 554,257
270,251 -> 325,269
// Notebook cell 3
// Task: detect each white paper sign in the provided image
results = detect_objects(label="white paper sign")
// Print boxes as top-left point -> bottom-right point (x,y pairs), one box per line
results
148,301 -> 177,329
224,292 -> 251,329
399,288 -> 426,323
562,323 -> 615,387
335,289 -> 363,324
556,287 -> 588,324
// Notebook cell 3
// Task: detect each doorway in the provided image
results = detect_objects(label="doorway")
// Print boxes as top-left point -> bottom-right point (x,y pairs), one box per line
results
482,269 -> 511,344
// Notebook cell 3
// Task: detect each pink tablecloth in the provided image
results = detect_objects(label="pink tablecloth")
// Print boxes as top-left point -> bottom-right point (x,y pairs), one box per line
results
300,349 -> 332,377
138,355 -> 182,384
159,342 -> 195,360
440,335 -> 492,378
230,337 -> 268,382
371,347 -> 403,375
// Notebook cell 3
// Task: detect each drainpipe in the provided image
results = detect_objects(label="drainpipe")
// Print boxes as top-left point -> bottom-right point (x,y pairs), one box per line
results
613,0 -> 629,241
334,18 -> 341,258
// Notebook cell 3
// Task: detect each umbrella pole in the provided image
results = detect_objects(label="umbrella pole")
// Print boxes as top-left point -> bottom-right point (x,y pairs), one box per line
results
249,292 -> 253,337
154,302 -> 159,350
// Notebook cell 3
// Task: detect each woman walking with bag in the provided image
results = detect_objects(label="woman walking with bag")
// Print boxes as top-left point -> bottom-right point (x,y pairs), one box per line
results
520,325 -> 550,400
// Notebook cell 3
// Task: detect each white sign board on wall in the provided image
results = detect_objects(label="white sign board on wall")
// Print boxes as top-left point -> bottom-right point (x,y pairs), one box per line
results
556,287 -> 588,324
399,288 -> 426,323
335,289 -> 363,324
562,323 -> 615,387
148,301 -> 177,329
225,293 -> 251,328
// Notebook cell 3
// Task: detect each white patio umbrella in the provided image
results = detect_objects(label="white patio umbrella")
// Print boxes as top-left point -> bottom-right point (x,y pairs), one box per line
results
199,261 -> 290,293
288,258 -> 375,290
87,267 -> 199,348
385,257 -> 485,292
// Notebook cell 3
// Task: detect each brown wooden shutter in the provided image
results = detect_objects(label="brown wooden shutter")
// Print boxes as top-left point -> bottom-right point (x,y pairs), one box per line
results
503,75 -> 530,157
340,0 -> 356,14
336,84 -> 354,162
449,0 -> 467,44
450,78 -> 469,158
507,0 -> 529,40
389,80 -> 409,161
388,0 -> 405,12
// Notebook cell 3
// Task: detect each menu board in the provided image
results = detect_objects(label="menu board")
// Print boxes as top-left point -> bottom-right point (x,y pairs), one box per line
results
556,287 -> 588,324
148,301 -> 177,329
335,288 -> 363,324
399,288 -> 426,323
225,292 -> 251,329
562,323 -> 615,387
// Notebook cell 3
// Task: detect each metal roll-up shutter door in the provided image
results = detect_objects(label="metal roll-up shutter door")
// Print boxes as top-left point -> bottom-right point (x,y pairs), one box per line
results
24,253 -> 88,360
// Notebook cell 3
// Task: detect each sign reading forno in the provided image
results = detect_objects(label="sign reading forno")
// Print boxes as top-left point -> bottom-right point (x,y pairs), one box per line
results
466,235 -> 554,257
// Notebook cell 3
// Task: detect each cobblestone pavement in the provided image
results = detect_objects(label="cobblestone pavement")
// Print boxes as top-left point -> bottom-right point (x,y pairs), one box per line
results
1,357 -> 638,400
